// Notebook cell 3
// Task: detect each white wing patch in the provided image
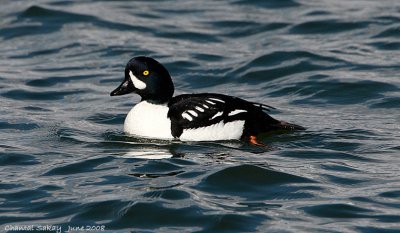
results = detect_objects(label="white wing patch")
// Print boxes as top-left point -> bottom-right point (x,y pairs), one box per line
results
206,100 -> 216,105
210,111 -> 223,120
209,98 -> 225,103
187,110 -> 198,117
202,104 -> 209,109
195,106 -> 204,112
179,120 -> 245,141
228,109 -> 247,116
129,71 -> 146,90
182,112 -> 193,121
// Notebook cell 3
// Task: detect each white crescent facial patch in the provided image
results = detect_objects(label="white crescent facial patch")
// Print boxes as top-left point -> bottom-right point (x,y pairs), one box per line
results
129,70 -> 146,90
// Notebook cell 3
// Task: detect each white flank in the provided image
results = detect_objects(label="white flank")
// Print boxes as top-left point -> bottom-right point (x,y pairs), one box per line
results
129,70 -> 146,90
182,112 -> 193,121
206,100 -> 216,105
202,104 -> 209,109
209,98 -> 225,103
179,120 -> 245,141
124,101 -> 173,139
228,109 -> 247,116
195,106 -> 204,112
210,111 -> 223,120
188,110 -> 198,117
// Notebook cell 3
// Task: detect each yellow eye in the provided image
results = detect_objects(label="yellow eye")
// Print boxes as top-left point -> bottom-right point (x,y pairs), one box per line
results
143,70 -> 149,76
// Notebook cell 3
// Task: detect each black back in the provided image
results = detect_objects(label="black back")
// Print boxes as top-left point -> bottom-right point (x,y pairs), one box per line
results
167,93 -> 282,138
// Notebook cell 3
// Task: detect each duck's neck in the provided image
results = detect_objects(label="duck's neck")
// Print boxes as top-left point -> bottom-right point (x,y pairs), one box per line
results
141,97 -> 170,105
138,84 -> 174,105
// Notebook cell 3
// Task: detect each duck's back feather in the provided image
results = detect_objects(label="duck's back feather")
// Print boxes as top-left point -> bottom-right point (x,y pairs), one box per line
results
167,93 -> 286,139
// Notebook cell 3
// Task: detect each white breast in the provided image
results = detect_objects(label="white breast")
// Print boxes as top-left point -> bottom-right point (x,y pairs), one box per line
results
124,101 -> 173,140
179,120 -> 245,141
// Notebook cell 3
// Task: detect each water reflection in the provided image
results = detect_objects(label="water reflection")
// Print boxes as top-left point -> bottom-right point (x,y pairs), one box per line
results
122,149 -> 174,160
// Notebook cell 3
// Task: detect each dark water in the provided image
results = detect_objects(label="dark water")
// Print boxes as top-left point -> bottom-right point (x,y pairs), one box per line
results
1,0 -> 399,232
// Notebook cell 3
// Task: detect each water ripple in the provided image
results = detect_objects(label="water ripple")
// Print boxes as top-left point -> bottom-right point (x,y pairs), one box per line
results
0,153 -> 40,166
2,89 -> 86,101
43,156 -> 114,176
302,203 -> 374,218
290,19 -> 369,34
233,0 -> 300,8
196,164 -> 317,200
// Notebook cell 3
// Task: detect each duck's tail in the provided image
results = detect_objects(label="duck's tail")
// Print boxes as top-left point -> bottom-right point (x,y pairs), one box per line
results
277,120 -> 306,131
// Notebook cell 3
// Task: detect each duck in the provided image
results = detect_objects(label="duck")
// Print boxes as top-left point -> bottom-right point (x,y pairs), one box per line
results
110,56 -> 304,145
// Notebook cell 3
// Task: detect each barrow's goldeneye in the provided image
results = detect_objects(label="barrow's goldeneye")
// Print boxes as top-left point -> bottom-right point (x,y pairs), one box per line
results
110,56 -> 304,145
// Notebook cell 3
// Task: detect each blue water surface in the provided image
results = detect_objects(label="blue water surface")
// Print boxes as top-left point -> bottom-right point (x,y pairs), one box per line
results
0,0 -> 399,232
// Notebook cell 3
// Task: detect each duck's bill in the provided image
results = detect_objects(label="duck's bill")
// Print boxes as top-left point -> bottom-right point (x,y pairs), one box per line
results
110,79 -> 134,96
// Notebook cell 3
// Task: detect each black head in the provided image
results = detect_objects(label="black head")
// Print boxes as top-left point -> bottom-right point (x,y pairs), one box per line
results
110,56 -> 174,104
